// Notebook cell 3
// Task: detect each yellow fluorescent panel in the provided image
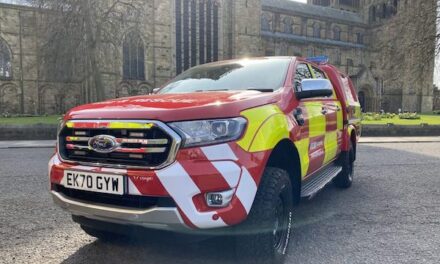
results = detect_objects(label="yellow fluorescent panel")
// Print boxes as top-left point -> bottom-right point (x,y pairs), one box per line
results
248,113 -> 290,152
238,104 -> 284,151
294,138 -> 310,178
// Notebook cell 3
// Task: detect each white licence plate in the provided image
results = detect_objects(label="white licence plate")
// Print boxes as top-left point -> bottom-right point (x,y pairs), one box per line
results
62,170 -> 125,195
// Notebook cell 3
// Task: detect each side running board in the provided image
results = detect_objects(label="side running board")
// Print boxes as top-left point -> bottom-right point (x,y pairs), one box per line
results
301,164 -> 342,199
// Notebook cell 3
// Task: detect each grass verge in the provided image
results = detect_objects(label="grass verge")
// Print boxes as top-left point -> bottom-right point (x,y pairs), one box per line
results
361,114 -> 440,125
0,115 -> 60,125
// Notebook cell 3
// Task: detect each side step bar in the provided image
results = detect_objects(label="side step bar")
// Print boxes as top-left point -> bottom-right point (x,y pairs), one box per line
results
301,164 -> 342,199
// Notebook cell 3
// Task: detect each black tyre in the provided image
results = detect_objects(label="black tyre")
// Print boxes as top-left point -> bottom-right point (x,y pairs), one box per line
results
80,225 -> 125,242
334,141 -> 355,188
234,167 -> 293,264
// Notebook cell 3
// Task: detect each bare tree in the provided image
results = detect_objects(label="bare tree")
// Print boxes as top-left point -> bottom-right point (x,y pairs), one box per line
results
371,0 -> 437,83
27,0 -> 143,101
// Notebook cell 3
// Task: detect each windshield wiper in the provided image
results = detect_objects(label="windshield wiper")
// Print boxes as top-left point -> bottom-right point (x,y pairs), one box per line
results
246,88 -> 274,93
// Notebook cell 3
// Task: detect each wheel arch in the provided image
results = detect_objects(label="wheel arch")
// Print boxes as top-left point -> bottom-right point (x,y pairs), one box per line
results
350,129 -> 357,161
265,139 -> 302,204
346,124 -> 357,161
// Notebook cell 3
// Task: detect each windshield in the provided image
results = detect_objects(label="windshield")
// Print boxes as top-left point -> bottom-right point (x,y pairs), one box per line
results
159,58 -> 291,94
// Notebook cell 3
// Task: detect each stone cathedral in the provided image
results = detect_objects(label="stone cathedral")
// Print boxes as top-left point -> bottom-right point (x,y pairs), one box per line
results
0,0 -> 436,115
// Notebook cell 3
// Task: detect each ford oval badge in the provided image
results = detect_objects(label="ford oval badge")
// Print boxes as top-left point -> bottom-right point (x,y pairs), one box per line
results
88,135 -> 119,153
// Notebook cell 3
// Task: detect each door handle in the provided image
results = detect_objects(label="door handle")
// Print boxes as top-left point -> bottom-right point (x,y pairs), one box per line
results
293,108 -> 305,126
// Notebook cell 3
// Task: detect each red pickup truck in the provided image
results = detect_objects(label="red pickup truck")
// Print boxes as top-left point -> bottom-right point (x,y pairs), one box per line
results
49,56 -> 361,263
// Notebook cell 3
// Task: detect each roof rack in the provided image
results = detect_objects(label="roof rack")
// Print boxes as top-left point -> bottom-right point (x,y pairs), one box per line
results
306,56 -> 329,65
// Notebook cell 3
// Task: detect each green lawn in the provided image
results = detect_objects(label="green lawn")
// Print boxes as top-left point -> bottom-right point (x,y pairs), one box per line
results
0,115 -> 60,125
361,114 -> 440,125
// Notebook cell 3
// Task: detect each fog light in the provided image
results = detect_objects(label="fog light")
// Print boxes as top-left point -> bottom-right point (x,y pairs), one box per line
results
206,189 -> 234,208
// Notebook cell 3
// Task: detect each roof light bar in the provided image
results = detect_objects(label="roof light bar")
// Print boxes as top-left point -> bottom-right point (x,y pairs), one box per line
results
306,56 -> 329,65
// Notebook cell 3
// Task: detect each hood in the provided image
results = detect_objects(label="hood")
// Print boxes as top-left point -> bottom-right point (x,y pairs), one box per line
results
64,91 -> 282,122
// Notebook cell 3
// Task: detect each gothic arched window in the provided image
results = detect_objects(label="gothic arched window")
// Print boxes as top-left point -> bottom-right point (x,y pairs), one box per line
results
335,49 -> 341,65
356,32 -> 364,44
123,31 -> 145,80
0,38 -> 12,80
283,17 -> 293,34
382,3 -> 387,18
333,26 -> 341,41
261,14 -> 271,31
313,0 -> 330,6
313,23 -> 321,38
370,6 -> 377,22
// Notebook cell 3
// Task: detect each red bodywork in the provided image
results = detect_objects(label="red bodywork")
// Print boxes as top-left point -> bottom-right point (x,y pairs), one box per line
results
50,57 -> 360,229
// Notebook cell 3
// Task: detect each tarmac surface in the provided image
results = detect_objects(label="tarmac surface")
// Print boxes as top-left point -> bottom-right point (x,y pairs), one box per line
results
0,142 -> 439,264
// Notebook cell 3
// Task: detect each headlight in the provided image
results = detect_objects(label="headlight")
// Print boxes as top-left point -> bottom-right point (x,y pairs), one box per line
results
169,117 -> 247,148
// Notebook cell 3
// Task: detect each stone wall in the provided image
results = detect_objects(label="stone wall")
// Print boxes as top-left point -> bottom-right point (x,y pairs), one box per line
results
0,3 -> 82,115
434,88 -> 440,111
365,0 -> 436,113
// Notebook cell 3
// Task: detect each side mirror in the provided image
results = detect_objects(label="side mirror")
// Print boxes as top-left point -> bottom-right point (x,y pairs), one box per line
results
296,79 -> 333,99
152,88 -> 160,94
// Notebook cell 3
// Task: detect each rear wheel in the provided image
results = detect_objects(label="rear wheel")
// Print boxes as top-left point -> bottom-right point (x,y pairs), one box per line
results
334,141 -> 354,188
234,167 -> 293,264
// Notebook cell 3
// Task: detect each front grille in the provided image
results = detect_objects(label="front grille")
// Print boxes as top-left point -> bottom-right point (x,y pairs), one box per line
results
54,185 -> 176,209
58,120 -> 179,168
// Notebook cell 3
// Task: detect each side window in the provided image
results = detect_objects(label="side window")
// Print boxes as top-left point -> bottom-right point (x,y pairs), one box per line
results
310,66 -> 326,79
341,75 -> 357,103
311,65 -> 336,98
294,63 -> 312,91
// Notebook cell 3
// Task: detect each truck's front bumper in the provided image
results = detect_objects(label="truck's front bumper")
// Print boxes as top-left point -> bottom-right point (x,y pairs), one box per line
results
51,190 -> 188,231
50,142 -> 269,230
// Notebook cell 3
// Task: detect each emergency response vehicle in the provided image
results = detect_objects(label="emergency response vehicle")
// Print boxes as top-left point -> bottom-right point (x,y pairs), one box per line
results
49,56 -> 361,263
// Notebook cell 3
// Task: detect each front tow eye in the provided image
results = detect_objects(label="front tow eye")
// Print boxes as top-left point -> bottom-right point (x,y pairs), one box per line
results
293,108 -> 305,126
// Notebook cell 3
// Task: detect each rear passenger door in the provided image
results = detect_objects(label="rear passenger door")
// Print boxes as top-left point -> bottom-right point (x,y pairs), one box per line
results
309,65 -> 343,165
294,63 -> 327,178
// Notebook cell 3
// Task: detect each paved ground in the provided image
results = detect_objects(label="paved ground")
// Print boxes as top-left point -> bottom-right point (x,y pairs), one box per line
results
359,136 -> 440,143
0,143 -> 439,264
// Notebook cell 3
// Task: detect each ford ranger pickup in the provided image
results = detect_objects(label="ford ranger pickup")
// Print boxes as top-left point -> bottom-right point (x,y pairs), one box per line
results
49,56 -> 361,263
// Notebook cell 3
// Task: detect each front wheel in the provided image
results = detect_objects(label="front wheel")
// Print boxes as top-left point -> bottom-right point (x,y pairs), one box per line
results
234,167 -> 293,264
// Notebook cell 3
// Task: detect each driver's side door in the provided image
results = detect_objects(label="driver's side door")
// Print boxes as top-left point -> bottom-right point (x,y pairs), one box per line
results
293,63 -> 326,179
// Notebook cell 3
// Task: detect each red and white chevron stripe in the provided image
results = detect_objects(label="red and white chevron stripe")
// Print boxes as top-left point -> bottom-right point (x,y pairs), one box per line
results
49,143 -> 269,229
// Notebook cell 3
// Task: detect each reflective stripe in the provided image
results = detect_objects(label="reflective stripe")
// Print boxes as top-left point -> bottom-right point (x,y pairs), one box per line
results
66,121 -> 155,129
108,122 -> 155,129
235,167 -> 258,214
201,144 -> 238,161
128,178 -> 142,195
248,113 -> 290,152
323,131 -> 338,164
210,161 -> 241,187
336,102 -> 344,130
294,138 -> 310,178
303,102 -> 326,137
155,162 -> 227,228
237,105 -> 284,151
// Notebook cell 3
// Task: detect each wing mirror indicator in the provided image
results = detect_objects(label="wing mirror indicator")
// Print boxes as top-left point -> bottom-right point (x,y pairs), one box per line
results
152,88 -> 160,94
